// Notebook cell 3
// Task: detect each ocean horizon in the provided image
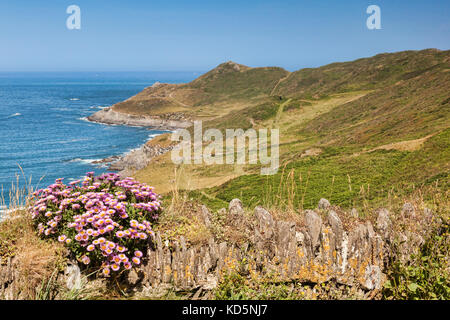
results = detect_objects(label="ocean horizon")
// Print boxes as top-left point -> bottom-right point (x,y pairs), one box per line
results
0,71 -> 197,211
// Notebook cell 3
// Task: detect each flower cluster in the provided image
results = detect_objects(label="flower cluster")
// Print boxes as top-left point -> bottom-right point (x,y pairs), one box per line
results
29,172 -> 161,276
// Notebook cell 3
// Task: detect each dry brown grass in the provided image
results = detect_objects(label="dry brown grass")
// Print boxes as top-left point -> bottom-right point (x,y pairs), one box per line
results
300,148 -> 323,158
154,167 -> 255,246
155,198 -> 213,246
0,208 -> 67,299
385,183 -> 449,235
153,167 -> 213,246
133,91 -> 370,198
350,133 -> 438,158
0,170 -> 67,299
134,151 -> 243,195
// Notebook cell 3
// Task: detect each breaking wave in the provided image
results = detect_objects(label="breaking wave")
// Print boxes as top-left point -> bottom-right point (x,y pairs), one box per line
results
65,158 -> 102,165
5,113 -> 22,119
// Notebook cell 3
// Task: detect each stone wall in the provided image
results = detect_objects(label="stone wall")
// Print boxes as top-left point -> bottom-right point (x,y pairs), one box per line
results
131,202 -> 385,297
0,257 -> 18,300
0,198 -> 438,299
124,199 -> 435,298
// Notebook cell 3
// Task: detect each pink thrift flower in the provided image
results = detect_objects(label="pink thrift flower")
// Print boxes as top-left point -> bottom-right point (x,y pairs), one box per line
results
111,264 -> 120,272
81,256 -> 90,265
102,268 -> 111,277
124,262 -> 132,270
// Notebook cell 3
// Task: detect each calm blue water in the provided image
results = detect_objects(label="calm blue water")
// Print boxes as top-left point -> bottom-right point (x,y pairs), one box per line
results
0,72 -> 197,209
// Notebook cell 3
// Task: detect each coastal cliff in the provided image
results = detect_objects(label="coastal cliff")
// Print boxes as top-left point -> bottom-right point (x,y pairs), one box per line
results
87,107 -> 192,130
87,107 -> 190,173
108,143 -> 176,174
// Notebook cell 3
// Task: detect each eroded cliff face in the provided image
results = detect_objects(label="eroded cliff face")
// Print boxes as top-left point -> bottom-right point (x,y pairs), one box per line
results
86,107 -> 190,175
108,143 -> 176,174
0,198 -> 439,300
87,108 -> 192,130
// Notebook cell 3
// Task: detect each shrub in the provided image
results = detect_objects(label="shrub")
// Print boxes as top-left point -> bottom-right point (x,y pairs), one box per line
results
29,172 -> 161,277
383,218 -> 450,300
214,272 -> 308,300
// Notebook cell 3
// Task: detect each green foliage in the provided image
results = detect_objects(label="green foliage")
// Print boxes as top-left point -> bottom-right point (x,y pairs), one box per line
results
30,173 -> 161,276
34,269 -> 95,300
190,64 -> 289,101
199,129 -> 450,212
302,63 -> 450,147
35,270 -> 59,300
201,97 -> 283,131
214,272 -> 305,300
0,220 -> 20,262
383,218 -> 450,300
275,49 -> 449,99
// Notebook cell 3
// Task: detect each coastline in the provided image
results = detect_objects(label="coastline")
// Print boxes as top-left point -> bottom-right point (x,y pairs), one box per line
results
87,107 -> 192,130
86,107 -> 191,175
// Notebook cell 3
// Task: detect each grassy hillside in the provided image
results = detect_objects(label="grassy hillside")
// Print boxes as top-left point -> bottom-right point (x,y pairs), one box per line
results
1,49 -> 448,301
195,129 -> 449,213
112,61 -> 289,119
186,63 -> 289,103
273,48 -> 448,99
302,60 -> 450,147
128,49 -> 449,215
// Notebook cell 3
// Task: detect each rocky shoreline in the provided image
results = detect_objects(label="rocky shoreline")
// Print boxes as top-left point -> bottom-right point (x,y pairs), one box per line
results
106,143 -> 176,175
87,107 -> 192,130
87,107 -> 192,174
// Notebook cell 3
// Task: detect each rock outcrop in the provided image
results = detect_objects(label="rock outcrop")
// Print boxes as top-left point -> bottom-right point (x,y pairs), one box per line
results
86,108 -> 191,175
108,143 -> 175,173
87,108 -> 192,130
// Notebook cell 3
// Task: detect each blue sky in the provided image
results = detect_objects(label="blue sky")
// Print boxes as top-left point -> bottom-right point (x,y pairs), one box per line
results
0,0 -> 449,71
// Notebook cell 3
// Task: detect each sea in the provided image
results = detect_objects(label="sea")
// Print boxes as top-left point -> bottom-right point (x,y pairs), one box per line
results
0,71 -> 197,213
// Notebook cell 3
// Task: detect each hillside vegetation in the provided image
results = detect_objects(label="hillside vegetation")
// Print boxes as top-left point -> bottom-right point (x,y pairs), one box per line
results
1,49 -> 449,301
273,49 -> 448,98
112,61 -> 289,120
122,49 -> 450,215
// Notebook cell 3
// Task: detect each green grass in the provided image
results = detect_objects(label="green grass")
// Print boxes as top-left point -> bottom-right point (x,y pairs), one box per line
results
196,129 -> 450,213
189,63 -> 289,101
274,49 -> 449,99
200,97 -> 284,131
383,206 -> 450,300
213,272 -> 307,300
113,62 -> 290,118
303,67 -> 450,147
129,49 -> 449,218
